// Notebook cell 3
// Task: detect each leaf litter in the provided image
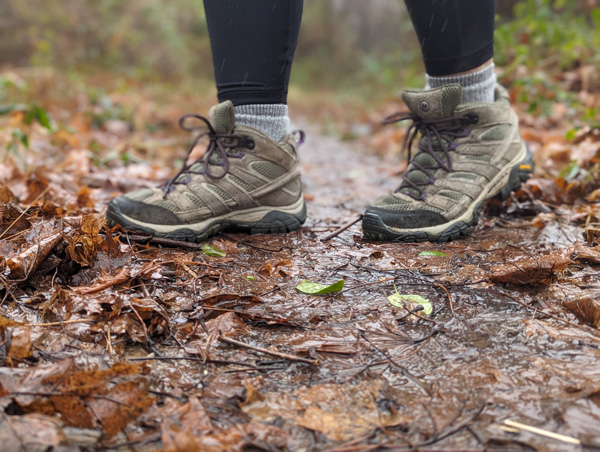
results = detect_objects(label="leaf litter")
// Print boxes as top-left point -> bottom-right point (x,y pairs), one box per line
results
0,72 -> 599,451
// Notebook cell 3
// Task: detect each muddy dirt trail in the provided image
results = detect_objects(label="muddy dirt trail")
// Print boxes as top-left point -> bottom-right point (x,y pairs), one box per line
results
1,117 -> 600,451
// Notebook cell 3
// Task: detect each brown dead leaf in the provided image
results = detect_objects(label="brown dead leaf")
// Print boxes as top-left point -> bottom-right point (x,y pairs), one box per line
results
0,202 -> 30,237
66,214 -> 105,267
76,186 -> 95,209
31,363 -> 155,438
241,380 -> 407,442
0,185 -> 16,204
258,262 -> 273,276
89,377 -> 154,438
5,231 -> 62,280
572,242 -> 600,264
0,413 -> 95,451
490,249 -> 571,285
39,200 -> 66,218
7,327 -> 33,360
564,297 -> 600,327
161,397 -> 213,452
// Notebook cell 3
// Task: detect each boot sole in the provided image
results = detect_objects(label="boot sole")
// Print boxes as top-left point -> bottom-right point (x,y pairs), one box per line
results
363,143 -> 534,243
106,196 -> 307,243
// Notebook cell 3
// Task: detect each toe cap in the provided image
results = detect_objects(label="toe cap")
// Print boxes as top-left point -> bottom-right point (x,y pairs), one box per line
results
108,195 -> 181,226
364,206 -> 448,229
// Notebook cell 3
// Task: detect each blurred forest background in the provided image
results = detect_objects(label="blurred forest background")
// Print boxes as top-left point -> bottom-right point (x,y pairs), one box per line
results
1,0 -> 598,98
0,0 -> 598,167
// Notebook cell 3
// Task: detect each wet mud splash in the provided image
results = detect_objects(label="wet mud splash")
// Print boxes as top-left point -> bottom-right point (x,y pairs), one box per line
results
1,84 -> 600,451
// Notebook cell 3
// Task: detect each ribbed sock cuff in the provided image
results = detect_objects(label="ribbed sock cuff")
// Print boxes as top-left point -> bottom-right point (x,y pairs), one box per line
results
234,104 -> 289,142
426,63 -> 496,103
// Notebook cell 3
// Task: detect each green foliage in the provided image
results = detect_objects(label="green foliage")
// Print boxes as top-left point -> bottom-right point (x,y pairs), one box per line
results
495,0 -> 600,73
296,279 -> 344,295
495,0 -> 600,127
388,286 -> 433,316
418,251 -> 448,257
202,244 -> 226,258
2,0 -> 211,79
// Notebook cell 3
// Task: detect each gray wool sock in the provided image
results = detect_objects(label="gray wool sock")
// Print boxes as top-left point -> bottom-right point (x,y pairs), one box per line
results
234,104 -> 289,142
426,63 -> 497,103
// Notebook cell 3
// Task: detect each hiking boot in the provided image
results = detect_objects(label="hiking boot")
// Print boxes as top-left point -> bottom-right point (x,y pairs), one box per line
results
363,84 -> 533,243
106,101 -> 306,242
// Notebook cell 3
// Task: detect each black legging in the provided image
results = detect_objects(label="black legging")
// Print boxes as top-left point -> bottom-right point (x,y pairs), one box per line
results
204,0 -> 495,105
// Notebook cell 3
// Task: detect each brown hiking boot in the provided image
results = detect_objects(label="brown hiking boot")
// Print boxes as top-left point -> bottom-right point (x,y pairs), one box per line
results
363,84 -> 533,242
106,101 -> 306,242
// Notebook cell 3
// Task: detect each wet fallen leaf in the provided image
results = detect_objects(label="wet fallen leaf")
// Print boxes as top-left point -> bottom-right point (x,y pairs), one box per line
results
572,242 -> 600,264
66,215 -> 105,267
490,250 -> 571,285
296,279 -> 344,295
563,297 -> 600,327
202,243 -> 226,257
388,286 -> 433,316
418,250 -> 448,257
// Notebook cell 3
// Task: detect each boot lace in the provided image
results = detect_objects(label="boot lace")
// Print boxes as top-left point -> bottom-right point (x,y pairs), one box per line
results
382,111 -> 478,200
162,114 -> 254,197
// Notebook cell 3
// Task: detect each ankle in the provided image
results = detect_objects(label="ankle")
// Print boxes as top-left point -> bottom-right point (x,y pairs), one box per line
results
426,63 -> 496,104
234,104 -> 289,142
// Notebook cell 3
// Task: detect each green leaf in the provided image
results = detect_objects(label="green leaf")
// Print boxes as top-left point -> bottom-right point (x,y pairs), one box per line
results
12,129 -> 29,149
202,244 -> 226,257
558,160 -> 580,181
296,279 -> 344,295
24,104 -> 54,131
418,251 -> 448,257
388,285 -> 433,316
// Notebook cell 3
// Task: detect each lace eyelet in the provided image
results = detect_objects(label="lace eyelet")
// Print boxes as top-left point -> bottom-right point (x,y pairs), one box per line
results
464,113 -> 479,125
240,136 -> 255,149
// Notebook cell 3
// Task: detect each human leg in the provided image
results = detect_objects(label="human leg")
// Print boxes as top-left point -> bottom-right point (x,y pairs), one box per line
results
362,0 -> 533,242
106,1 -> 306,242
405,0 -> 497,103
205,0 -> 303,141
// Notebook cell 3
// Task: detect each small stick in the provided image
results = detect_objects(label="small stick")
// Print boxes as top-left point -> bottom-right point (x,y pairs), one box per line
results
79,267 -> 131,295
30,319 -> 93,327
118,234 -> 205,250
334,276 -> 397,298
218,334 -> 318,365
498,290 -> 596,332
359,331 -> 432,396
503,420 -> 581,445
321,215 -> 363,242
434,283 -> 454,314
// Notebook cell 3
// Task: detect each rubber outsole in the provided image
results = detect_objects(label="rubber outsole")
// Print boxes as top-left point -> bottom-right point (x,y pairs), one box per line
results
106,202 -> 307,243
363,147 -> 534,243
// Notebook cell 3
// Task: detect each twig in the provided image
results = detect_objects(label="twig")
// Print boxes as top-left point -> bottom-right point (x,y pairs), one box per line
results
217,334 -> 318,365
117,233 -> 205,250
416,404 -> 485,447
321,215 -> 363,242
30,319 -> 93,327
359,331 -> 432,396
333,277 -> 397,298
11,391 -> 128,406
503,419 -> 581,445
497,289 -> 599,332
79,267 -> 131,295
434,283 -> 454,314
127,356 -> 262,369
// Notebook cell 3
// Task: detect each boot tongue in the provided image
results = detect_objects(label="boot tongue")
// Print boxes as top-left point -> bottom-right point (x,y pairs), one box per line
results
402,84 -> 463,120
209,100 -> 236,134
